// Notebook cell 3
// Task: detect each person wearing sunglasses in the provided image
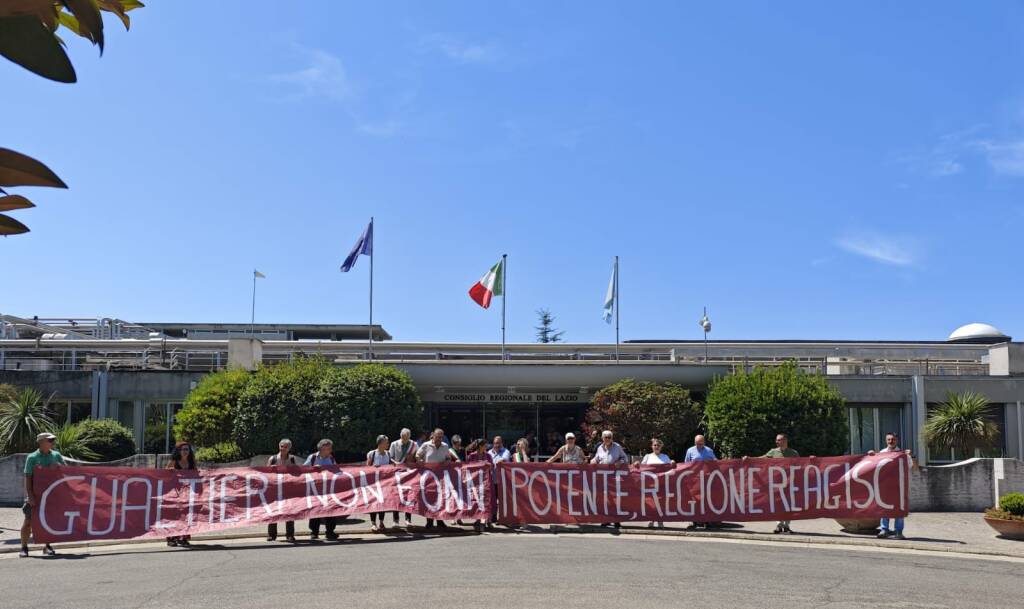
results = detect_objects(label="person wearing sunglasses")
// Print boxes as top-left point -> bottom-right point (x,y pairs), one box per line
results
166,441 -> 197,547
20,432 -> 65,558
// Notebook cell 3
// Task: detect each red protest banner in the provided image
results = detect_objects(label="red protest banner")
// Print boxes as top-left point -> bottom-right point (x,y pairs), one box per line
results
31,462 -> 492,543
495,454 -> 910,525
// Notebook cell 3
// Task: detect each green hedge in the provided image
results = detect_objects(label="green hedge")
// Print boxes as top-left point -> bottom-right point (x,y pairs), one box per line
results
77,418 -> 136,461
583,379 -> 701,458
705,361 -> 848,458
312,363 -> 423,461
174,367 -> 251,448
194,441 -> 243,464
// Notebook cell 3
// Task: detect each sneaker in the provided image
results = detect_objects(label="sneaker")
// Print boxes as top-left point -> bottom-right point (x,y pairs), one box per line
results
405,515 -> 412,524
474,522 -> 483,533
325,532 -> 338,540
893,533 -> 906,540
310,532 -> 320,540
657,522 -> 665,529
166,539 -> 178,547
685,524 -> 698,531
648,522 -> 655,529
43,544 -> 56,556
877,530 -> 889,539
785,527 -> 794,535
378,524 -> 387,533
286,535 -> 296,542
178,539 -> 190,547
19,547 -> 29,558
426,522 -> 435,529
266,536 -> 276,542
437,521 -> 449,529
614,523 -> 621,530
370,525 -> 379,533
393,515 -> 400,525
773,524 -> 783,534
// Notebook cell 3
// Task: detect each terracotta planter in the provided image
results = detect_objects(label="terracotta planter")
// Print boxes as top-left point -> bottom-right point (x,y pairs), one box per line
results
835,518 -> 879,533
984,516 -> 1024,540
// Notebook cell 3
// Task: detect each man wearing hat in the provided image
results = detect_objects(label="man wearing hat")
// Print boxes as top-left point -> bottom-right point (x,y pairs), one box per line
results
20,431 -> 66,557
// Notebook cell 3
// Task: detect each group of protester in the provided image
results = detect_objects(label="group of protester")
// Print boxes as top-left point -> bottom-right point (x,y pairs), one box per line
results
17,427 -> 909,557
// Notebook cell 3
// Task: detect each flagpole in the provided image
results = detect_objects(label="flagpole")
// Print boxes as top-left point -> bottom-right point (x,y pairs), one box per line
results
614,255 -> 620,363
501,253 -> 507,363
368,217 -> 374,361
250,270 -> 257,337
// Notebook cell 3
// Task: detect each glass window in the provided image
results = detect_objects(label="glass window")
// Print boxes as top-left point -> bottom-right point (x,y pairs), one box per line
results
849,407 -> 875,454
878,408 -> 903,448
116,401 -> 135,432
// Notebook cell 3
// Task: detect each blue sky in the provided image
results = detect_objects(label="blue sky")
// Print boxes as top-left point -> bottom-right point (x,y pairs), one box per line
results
3,2 -> 1023,343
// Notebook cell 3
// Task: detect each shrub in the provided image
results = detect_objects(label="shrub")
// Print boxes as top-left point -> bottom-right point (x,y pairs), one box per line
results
0,387 -> 55,455
1000,492 -> 1024,517
312,363 -> 423,461
174,367 -> 251,448
232,356 -> 336,456
53,422 -> 100,461
0,384 -> 16,403
924,392 -> 1000,458
195,441 -> 243,464
705,361 -> 848,458
76,418 -> 136,461
583,379 -> 701,459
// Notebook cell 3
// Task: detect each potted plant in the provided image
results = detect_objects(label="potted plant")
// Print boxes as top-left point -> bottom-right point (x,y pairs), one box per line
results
984,492 -> 1024,540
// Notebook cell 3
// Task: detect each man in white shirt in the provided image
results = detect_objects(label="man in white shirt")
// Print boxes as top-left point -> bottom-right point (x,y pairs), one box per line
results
869,432 -> 911,540
416,428 -> 453,529
488,435 -> 511,464
388,428 -> 418,526
590,430 -> 628,530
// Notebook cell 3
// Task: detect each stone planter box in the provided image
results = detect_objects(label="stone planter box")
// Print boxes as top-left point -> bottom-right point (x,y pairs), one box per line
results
983,516 -> 1024,540
835,518 -> 879,533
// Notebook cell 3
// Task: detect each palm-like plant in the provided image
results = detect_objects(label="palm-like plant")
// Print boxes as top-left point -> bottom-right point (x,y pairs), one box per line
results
924,392 -> 1000,459
0,387 -> 55,454
53,421 -> 100,461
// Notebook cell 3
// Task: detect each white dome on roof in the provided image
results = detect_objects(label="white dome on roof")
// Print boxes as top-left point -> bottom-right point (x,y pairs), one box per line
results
947,323 -> 1010,343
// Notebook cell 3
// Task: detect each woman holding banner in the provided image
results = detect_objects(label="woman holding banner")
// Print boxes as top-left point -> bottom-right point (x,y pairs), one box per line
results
166,441 -> 196,547
266,439 -> 299,542
465,438 -> 494,532
547,432 -> 585,464
367,435 -> 393,533
641,438 -> 674,529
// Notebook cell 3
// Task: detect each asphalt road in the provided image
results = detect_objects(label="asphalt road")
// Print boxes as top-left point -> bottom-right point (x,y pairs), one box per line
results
1,533 -> 1021,609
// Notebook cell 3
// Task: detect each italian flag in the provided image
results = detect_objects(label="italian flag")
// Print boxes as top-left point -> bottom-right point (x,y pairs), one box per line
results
469,258 -> 504,309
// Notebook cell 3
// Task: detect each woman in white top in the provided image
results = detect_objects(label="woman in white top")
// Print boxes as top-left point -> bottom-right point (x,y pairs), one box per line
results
547,432 -> 586,463
366,434 -> 394,532
641,438 -> 674,529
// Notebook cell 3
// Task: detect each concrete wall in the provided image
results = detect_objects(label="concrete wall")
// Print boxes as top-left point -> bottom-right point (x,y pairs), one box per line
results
910,458 -> 1024,511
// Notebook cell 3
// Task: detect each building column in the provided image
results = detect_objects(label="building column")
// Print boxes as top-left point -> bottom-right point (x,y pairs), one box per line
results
911,375 -> 927,466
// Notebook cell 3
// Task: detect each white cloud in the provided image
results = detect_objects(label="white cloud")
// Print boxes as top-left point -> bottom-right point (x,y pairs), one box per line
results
356,120 -> 401,138
836,232 -> 917,266
973,139 -> 1024,176
269,47 -> 352,101
422,34 -> 500,64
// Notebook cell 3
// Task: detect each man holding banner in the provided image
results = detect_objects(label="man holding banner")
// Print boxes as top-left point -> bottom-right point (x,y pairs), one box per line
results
760,433 -> 800,534
20,432 -> 64,558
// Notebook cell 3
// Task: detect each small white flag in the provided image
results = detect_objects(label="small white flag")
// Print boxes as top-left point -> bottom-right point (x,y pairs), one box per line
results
254,269 -> 266,279
602,263 -> 616,323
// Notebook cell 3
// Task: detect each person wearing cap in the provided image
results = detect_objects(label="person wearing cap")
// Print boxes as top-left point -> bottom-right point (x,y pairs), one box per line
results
20,431 -> 65,557
547,432 -> 586,463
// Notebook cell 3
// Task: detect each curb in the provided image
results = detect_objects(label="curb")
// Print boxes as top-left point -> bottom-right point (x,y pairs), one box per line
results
3,525 -> 1022,560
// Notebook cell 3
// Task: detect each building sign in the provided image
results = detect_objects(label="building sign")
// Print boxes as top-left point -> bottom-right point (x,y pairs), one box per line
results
441,392 -> 584,404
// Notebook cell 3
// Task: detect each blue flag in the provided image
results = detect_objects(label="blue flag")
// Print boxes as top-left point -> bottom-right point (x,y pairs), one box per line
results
340,219 -> 373,272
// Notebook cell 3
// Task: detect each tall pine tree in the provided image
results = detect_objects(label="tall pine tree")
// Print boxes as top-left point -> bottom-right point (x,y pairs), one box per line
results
535,309 -> 565,343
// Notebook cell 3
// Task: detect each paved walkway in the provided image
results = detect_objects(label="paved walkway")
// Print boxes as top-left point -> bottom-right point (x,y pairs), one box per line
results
1,507 -> 1020,558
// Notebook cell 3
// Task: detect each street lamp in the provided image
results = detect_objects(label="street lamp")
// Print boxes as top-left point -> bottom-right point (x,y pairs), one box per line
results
699,307 -> 711,363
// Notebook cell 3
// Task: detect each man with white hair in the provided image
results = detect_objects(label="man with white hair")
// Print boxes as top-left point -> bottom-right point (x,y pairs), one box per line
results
590,430 -> 628,530
388,428 -> 418,526
416,428 -> 454,529
684,434 -> 717,530
305,439 -> 338,540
